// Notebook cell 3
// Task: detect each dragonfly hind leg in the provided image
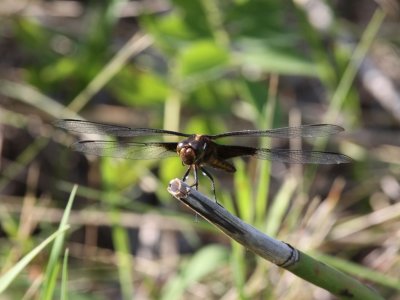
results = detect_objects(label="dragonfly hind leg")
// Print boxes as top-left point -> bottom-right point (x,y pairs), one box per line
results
200,166 -> 219,204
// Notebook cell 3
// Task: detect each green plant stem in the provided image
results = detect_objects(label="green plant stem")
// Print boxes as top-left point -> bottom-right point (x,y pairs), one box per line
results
168,180 -> 385,300
200,0 -> 230,48
255,75 -> 278,225
287,251 -> 384,300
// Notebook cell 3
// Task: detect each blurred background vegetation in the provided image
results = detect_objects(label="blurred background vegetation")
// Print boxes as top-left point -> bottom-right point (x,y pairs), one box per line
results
0,0 -> 400,299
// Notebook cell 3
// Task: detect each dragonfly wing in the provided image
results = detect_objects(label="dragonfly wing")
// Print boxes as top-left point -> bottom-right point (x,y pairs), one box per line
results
54,119 -> 192,137
71,141 -> 178,160
209,124 -> 344,139
215,145 -> 257,160
254,149 -> 352,164
215,145 -> 352,164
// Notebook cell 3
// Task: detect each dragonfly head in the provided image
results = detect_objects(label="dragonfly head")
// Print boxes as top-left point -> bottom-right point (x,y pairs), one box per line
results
177,145 -> 196,165
177,135 -> 208,166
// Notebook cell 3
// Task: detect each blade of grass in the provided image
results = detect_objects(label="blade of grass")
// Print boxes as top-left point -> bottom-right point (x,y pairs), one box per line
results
231,241 -> 248,300
60,249 -> 69,300
0,80 -> 79,119
161,245 -> 229,300
265,176 -> 297,237
111,211 -> 134,300
304,8 -> 386,192
234,158 -> 253,222
325,9 -> 386,122
40,185 -> 78,300
331,200 -> 400,240
255,75 -> 279,226
0,226 -> 69,294
163,87 -> 182,139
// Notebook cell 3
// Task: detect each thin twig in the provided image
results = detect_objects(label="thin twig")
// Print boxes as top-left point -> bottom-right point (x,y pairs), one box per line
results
167,179 -> 384,300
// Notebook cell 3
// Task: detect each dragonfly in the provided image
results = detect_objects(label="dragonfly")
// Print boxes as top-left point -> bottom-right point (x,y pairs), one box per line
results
54,119 -> 352,198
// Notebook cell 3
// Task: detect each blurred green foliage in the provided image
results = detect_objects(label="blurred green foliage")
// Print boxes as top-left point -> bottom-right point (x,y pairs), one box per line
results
10,0 -> 332,112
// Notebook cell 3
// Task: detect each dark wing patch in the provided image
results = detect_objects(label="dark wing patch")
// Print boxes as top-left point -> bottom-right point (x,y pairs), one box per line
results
54,119 -> 192,137
209,124 -> 344,139
71,141 -> 178,160
215,145 -> 257,160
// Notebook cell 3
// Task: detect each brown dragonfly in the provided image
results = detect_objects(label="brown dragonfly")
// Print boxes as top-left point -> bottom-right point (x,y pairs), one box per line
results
54,119 -> 351,197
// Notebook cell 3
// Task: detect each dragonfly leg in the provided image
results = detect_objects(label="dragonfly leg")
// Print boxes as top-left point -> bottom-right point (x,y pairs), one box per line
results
182,165 -> 199,190
200,166 -> 219,204
182,166 -> 191,182
181,166 -> 199,221
192,165 -> 199,190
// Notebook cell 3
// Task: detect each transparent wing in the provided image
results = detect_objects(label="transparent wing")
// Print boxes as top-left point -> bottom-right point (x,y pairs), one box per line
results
54,119 -> 192,138
209,124 -> 344,139
71,141 -> 178,160
215,145 -> 352,164
254,149 -> 352,164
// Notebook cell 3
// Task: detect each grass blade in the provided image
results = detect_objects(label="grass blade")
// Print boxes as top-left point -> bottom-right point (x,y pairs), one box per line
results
40,185 -> 78,300
0,226 -> 69,294
111,214 -> 134,300
60,249 -> 69,300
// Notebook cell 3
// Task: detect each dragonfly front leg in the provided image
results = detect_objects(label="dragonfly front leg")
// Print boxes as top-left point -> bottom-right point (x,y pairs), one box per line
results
182,165 -> 199,190
182,166 -> 191,182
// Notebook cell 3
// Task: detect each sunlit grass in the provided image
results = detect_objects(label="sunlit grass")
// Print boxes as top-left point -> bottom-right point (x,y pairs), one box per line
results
0,185 -> 76,297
